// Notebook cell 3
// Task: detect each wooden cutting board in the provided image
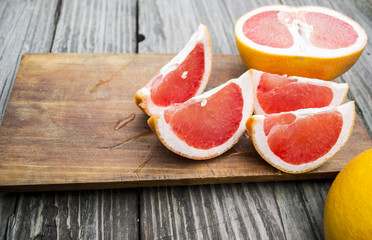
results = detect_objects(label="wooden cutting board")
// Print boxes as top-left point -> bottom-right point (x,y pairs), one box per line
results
1,53 -> 371,191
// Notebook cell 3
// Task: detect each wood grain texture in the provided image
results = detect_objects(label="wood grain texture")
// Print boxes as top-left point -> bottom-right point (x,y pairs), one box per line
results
0,193 -> 16,240
137,0 -> 372,239
52,0 -> 137,53
5,190 -> 138,240
0,0 -> 59,123
0,0 -> 60,239
0,1 -> 139,239
1,53 -> 370,191
140,182 -> 331,239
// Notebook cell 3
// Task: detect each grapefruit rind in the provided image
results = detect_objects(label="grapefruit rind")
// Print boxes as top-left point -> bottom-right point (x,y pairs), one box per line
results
148,71 -> 254,160
246,101 -> 355,173
235,5 -> 368,80
135,24 -> 212,116
249,69 -> 349,114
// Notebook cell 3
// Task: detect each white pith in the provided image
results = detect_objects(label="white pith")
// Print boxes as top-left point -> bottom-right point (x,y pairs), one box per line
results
137,24 -> 212,116
250,101 -> 355,173
153,71 -> 254,160
249,69 -> 349,115
235,5 -> 368,58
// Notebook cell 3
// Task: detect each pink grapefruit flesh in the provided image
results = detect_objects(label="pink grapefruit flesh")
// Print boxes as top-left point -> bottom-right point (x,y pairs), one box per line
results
164,83 -> 243,149
150,43 -> 205,106
265,111 -> 342,165
135,24 -> 212,116
305,12 -> 358,49
249,69 -> 349,115
243,10 -> 294,48
246,102 -> 355,173
242,10 -> 358,49
257,72 -> 333,113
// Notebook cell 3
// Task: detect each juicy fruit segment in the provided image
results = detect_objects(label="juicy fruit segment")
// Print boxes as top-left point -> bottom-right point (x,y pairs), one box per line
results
324,149 -> 372,239
258,74 -> 332,113
250,69 -> 348,114
258,72 -> 297,92
135,24 -> 212,116
150,43 -> 205,106
148,71 -> 254,160
243,11 -> 294,48
246,102 -> 355,173
265,111 -> 342,165
235,5 -> 368,80
306,12 -> 358,49
164,83 -> 243,149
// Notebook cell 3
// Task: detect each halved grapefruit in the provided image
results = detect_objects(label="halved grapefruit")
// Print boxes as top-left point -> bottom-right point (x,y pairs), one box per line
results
148,71 -> 254,160
135,24 -> 212,116
235,5 -> 368,80
246,102 -> 355,173
250,69 -> 349,114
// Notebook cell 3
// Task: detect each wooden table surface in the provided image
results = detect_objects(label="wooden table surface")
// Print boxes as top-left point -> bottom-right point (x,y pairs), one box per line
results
0,0 -> 371,239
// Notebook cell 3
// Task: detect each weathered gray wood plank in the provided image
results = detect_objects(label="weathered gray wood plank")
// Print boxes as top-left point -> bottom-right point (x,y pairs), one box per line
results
140,182 -> 331,239
0,193 -> 17,240
0,0 -> 60,239
5,190 -> 139,240
0,0 -> 59,123
1,0 -> 139,239
52,0 -> 137,53
137,0 -> 372,239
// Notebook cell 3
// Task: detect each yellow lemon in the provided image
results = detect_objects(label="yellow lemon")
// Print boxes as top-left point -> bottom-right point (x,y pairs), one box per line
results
323,148 -> 372,239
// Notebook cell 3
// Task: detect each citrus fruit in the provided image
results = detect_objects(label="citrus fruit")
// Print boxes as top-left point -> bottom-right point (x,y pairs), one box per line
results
250,69 -> 349,114
235,5 -> 368,80
324,149 -> 372,239
135,24 -> 212,116
147,71 -> 254,160
246,101 -> 355,173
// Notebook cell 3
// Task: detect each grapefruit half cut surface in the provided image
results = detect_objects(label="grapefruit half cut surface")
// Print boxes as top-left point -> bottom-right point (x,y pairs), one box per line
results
250,69 -> 349,114
246,102 -> 355,173
148,71 -> 254,160
235,5 -> 368,80
135,24 -> 212,116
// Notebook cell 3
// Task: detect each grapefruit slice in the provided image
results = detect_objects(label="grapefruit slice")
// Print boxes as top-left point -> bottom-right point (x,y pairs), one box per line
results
246,102 -> 355,173
235,5 -> 368,80
250,69 -> 349,114
148,71 -> 254,160
135,24 -> 212,116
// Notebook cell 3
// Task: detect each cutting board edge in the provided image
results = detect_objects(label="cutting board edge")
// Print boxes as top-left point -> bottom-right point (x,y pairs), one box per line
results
0,172 -> 338,192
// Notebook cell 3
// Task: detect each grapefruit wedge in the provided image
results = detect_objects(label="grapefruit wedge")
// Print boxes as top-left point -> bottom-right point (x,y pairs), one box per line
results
135,24 -> 212,116
250,69 -> 349,114
148,71 -> 254,160
246,102 -> 355,173
235,5 -> 368,80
